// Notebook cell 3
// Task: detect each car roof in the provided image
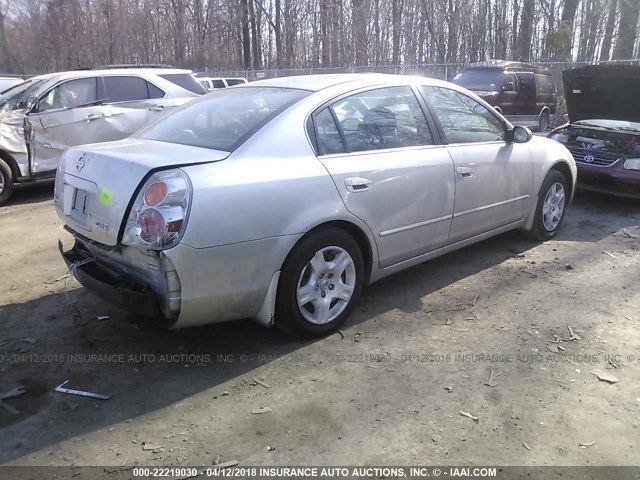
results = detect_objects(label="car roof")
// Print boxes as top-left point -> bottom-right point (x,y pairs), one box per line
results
44,68 -> 193,81
247,73 -> 441,92
461,61 -> 551,75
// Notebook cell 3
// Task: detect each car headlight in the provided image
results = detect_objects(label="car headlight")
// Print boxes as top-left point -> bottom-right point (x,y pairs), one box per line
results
623,158 -> 640,171
122,169 -> 192,250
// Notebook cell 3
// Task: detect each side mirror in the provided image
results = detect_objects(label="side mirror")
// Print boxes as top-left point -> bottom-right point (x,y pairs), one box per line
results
25,95 -> 38,113
510,125 -> 533,143
501,82 -> 514,92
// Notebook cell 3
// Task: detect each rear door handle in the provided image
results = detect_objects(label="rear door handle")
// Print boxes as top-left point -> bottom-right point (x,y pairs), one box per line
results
344,177 -> 372,192
456,166 -> 475,178
148,105 -> 165,112
86,114 -> 102,121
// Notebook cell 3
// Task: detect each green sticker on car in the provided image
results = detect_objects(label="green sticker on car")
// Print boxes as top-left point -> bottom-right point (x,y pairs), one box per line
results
99,187 -> 113,206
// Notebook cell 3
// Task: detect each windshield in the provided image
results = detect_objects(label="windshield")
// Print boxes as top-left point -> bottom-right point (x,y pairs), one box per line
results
0,78 -> 46,114
158,73 -> 208,95
452,70 -> 503,91
138,87 -> 310,151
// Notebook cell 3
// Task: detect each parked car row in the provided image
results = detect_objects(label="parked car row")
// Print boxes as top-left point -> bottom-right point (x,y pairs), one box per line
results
0,66 -> 208,205
3,62 -> 636,339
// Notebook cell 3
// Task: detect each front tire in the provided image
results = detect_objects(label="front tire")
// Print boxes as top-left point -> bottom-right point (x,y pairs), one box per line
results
275,227 -> 364,338
528,170 -> 568,241
0,158 -> 15,206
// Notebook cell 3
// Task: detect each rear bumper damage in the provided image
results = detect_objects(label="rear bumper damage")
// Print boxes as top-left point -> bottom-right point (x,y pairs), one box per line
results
59,238 -> 180,324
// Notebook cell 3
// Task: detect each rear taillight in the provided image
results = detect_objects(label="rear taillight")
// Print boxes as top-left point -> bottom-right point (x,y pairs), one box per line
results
122,170 -> 191,250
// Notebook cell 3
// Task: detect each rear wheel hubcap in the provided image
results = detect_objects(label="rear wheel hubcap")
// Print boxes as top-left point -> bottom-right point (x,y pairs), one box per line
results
296,246 -> 356,325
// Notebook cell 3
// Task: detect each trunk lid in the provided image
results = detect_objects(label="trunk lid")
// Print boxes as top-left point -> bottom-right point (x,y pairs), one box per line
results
55,138 -> 229,246
563,65 -> 640,123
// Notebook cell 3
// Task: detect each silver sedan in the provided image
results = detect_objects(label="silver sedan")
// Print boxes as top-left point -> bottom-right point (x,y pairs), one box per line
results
54,74 -> 576,337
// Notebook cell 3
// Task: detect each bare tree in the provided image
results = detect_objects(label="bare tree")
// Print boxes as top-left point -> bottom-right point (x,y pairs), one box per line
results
613,0 -> 640,59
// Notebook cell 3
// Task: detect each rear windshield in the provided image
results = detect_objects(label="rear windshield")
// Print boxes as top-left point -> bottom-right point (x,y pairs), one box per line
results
453,70 -> 503,91
138,87 -> 310,151
159,73 -> 208,95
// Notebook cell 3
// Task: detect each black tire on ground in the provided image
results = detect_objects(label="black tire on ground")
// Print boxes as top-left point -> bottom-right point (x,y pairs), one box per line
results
538,111 -> 550,132
0,158 -> 15,206
527,170 -> 568,241
275,226 -> 364,338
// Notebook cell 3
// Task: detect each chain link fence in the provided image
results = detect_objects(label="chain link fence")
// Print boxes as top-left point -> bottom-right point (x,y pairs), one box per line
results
196,58 -> 640,91
196,59 -> 640,127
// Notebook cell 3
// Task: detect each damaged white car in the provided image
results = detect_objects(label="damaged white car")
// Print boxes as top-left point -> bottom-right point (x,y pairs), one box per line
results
0,67 -> 206,205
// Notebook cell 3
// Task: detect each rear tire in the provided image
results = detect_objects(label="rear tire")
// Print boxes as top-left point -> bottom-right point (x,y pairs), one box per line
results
527,170 -> 568,241
275,227 -> 364,338
538,111 -> 550,132
0,158 -> 15,206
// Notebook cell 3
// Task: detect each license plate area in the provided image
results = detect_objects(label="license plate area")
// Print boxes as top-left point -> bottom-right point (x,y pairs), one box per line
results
69,188 -> 91,230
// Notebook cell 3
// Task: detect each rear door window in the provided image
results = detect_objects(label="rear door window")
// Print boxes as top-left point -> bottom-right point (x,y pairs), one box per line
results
158,73 -> 208,95
535,75 -> 555,95
212,80 -> 226,89
314,108 -> 346,155
226,79 -> 246,86
103,76 -> 165,102
328,86 -> 434,153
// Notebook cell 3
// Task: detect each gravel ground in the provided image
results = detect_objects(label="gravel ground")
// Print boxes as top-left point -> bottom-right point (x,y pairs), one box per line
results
0,180 -> 639,470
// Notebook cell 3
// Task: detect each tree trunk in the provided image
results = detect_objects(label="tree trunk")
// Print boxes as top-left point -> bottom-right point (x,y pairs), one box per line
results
275,0 -> 282,67
249,0 -> 260,69
0,8 -> 14,73
320,0 -> 329,66
352,0 -> 367,66
392,0 -> 403,66
517,0 -> 534,60
599,0 -> 617,61
560,0 -> 580,56
613,0 -> 639,59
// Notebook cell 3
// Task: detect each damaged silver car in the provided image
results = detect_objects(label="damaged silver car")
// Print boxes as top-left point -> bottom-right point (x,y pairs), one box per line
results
0,67 -> 205,205
55,74 -> 576,338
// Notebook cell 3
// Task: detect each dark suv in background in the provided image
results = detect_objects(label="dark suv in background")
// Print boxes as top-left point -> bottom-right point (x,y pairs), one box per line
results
453,60 -> 557,131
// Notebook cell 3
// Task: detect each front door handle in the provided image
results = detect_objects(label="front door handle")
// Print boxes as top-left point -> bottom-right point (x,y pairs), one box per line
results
344,177 -> 372,192
456,166 -> 475,178
148,105 -> 165,112
86,114 -> 102,121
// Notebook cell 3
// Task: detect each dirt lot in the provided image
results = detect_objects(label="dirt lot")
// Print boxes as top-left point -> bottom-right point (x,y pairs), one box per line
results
0,180 -> 639,469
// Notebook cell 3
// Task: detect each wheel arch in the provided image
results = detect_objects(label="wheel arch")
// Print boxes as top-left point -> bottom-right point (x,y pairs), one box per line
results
284,220 -> 374,284
549,160 -> 574,201
0,149 -> 21,181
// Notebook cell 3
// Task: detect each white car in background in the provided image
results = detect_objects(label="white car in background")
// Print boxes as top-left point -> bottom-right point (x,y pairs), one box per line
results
0,67 -> 206,205
0,75 -> 24,93
198,77 -> 248,90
